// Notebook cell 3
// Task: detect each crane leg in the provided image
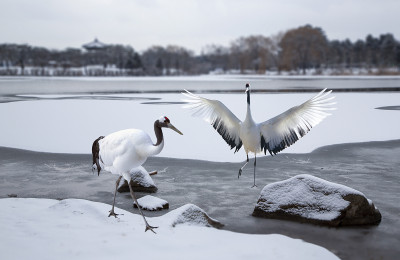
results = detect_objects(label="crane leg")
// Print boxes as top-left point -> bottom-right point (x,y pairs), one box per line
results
251,154 -> 257,188
128,180 -> 158,234
109,176 -> 122,218
238,154 -> 249,178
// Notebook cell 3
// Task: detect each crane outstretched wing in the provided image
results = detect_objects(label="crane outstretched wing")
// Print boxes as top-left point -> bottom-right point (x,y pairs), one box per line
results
260,89 -> 335,155
182,90 -> 243,152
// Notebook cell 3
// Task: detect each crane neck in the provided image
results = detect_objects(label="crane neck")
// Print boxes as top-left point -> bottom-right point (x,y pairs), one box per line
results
145,121 -> 164,157
245,90 -> 254,123
154,121 -> 164,146
246,103 -> 253,121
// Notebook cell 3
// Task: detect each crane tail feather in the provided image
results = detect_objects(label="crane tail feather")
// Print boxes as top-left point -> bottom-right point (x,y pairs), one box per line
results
92,136 -> 104,176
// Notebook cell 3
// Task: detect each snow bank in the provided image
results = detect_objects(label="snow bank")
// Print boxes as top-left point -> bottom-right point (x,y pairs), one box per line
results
0,198 -> 340,260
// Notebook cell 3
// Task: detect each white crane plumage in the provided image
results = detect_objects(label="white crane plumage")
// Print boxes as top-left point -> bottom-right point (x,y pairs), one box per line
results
182,84 -> 335,187
92,116 -> 183,233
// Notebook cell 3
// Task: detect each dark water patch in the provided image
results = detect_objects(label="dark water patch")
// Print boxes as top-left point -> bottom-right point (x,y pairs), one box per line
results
141,101 -> 187,105
249,87 -> 400,93
0,95 -> 40,103
73,96 -> 160,101
0,94 -> 161,104
1,140 -> 400,260
1,77 -> 400,97
181,87 -> 400,94
1,87 -> 400,105
375,106 -> 400,111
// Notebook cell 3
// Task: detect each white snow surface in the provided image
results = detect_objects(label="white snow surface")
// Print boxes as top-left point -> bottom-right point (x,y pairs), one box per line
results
134,195 -> 168,210
0,198 -> 340,260
257,174 -> 365,221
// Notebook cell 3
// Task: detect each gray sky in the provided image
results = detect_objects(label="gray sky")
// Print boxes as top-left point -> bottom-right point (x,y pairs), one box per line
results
1,0 -> 399,54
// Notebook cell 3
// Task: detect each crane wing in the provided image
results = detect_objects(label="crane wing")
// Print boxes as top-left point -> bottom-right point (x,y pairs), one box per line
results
259,89 -> 335,155
182,90 -> 243,152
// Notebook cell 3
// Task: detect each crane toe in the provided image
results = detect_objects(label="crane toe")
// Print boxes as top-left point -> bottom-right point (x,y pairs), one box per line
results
108,210 -> 120,218
145,224 -> 158,234
238,169 -> 242,178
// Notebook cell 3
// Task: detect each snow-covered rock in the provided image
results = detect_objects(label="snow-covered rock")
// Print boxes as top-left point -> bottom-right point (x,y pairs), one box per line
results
134,195 -> 169,211
117,166 -> 157,193
160,204 -> 224,229
253,174 -> 381,226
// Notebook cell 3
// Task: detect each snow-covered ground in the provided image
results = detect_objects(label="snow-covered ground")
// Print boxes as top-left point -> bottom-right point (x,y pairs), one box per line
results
0,198 -> 339,260
0,92 -> 399,162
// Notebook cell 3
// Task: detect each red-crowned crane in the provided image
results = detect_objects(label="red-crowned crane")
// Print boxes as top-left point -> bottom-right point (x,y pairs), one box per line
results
92,116 -> 183,233
182,84 -> 335,187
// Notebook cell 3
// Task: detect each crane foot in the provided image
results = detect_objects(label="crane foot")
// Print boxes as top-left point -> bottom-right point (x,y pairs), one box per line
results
108,210 -> 120,218
145,224 -> 158,234
238,169 -> 242,178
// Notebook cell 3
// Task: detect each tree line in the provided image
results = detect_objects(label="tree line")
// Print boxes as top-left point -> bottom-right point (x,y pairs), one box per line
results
1,24 -> 399,76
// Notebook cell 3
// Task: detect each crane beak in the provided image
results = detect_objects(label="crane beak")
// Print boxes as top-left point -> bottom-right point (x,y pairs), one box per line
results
167,123 -> 183,135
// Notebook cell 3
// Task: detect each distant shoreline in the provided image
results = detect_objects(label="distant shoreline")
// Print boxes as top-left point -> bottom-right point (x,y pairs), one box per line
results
1,67 -> 400,77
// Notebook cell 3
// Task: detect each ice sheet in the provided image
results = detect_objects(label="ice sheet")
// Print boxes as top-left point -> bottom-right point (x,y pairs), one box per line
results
0,92 -> 399,162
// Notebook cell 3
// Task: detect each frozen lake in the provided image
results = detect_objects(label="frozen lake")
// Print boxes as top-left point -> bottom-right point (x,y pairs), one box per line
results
1,75 -> 400,95
1,76 -> 400,162
1,76 -> 400,260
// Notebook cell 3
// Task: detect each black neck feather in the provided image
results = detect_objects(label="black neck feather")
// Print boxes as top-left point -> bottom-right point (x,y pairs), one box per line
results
154,121 -> 164,146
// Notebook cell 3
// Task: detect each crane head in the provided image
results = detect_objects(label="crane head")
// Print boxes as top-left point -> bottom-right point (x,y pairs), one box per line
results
245,83 -> 250,92
158,116 -> 183,135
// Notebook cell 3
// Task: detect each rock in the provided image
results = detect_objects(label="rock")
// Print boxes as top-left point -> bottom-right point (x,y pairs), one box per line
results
252,174 -> 381,227
117,166 -> 157,193
118,180 -> 158,193
133,195 -> 169,211
161,204 -> 224,229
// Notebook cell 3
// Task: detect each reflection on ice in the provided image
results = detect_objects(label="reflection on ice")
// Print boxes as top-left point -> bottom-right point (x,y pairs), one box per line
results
375,106 -> 400,110
0,94 -> 160,104
141,101 -> 187,105
0,92 -> 399,162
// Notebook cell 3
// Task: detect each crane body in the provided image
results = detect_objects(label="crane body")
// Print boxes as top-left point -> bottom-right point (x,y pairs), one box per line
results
92,116 -> 183,233
183,84 -> 335,187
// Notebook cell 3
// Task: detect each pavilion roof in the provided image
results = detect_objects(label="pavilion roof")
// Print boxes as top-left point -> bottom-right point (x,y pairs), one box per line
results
82,38 -> 108,50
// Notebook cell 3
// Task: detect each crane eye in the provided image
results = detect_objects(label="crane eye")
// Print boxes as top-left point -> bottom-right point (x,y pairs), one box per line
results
164,116 -> 170,123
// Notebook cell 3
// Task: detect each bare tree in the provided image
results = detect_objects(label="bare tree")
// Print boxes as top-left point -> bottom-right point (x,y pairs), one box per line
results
229,35 -> 278,74
279,25 -> 328,74
1,26 -> 399,76
141,45 -> 194,75
379,33 -> 397,67
201,44 -> 230,72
